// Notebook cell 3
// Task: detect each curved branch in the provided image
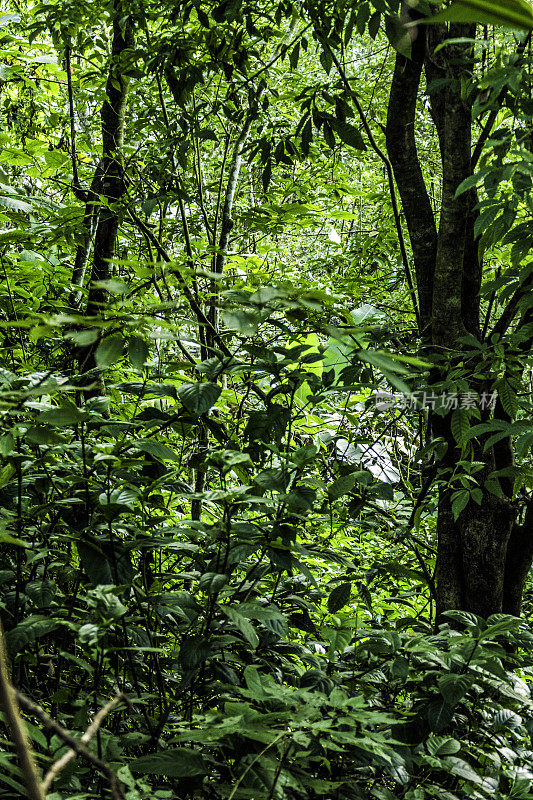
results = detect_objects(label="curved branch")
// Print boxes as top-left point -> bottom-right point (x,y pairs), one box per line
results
320,38 -> 421,333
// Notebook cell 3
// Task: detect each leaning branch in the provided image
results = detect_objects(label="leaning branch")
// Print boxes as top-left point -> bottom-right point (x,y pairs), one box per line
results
0,624 -> 45,800
320,38 -> 421,332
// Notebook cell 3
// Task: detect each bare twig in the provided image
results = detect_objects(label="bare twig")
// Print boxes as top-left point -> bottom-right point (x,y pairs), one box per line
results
40,693 -> 126,792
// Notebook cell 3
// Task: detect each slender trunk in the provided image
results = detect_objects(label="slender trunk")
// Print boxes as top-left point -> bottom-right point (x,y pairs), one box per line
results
207,86 -> 265,347
503,500 -> 533,616
69,166 -> 103,309
77,3 -> 134,374
385,12 -> 436,338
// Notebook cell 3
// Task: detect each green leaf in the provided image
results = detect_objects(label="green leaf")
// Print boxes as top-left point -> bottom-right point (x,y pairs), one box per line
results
128,337 -> 149,370
92,279 -> 128,294
222,308 -> 260,335
452,490 -> 469,521
289,41 -> 300,70
0,532 -> 29,547
328,582 -> 351,612
0,195 -> 32,213
95,335 -> 124,369
198,572 -> 228,595
328,472 -> 359,500
26,579 -> 56,608
455,171 -> 488,197
132,439 -> 178,461
497,380 -> 518,418
38,406 -> 84,426
331,119 -> 366,150
358,349 -> 410,374
0,433 -> 14,456
130,749 -> 207,777
438,673 -> 473,705
445,757 -> 484,785
422,0 -> 533,29
427,699 -> 454,733
451,408 -> 470,445
443,610 -> 484,628
222,605 -> 259,648
426,736 -> 461,757
244,665 -> 267,698
178,382 -> 221,415
368,10 -> 381,37
114,381 -> 178,399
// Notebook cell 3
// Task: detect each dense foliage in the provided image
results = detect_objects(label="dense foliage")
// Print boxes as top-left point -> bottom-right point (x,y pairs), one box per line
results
0,0 -> 532,798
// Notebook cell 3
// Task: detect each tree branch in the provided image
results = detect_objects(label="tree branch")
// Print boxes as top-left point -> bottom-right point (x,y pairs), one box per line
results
320,38 -> 421,332
16,691 -> 127,799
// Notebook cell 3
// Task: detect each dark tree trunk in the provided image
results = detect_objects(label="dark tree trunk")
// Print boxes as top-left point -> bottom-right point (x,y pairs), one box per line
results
77,3 -> 134,375
503,501 -> 533,616
385,18 -> 436,340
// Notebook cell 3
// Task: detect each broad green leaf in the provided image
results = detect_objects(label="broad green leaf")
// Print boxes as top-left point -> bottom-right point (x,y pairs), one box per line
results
328,582 -> 351,612
222,605 -> 259,648
328,472 -> 359,500
443,610 -> 484,628
445,757 -> 484,785
451,408 -> 470,445
198,572 -> 228,595
422,0 -> 533,29
497,380 -> 518,418
114,381 -> 178,399
452,490 -> 469,520
332,119 -> 366,150
0,532 -> 29,547
95,335 -> 124,369
0,195 -> 32,213
130,749 -> 207,777
0,433 -> 14,455
178,382 -> 221,415
222,308 -> 260,335
427,699 -> 454,733
438,673 -> 473,705
426,736 -> 462,756
92,279 -> 128,293
128,336 -> 149,370
132,438 -> 178,461
38,406 -> 84,426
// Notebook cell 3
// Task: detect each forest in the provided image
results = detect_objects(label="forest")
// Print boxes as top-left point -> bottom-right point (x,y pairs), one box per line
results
0,0 -> 532,797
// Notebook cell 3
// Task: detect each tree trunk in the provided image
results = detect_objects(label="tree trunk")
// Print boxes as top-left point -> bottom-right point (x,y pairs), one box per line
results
385,18 -> 532,620
77,2 -> 134,375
